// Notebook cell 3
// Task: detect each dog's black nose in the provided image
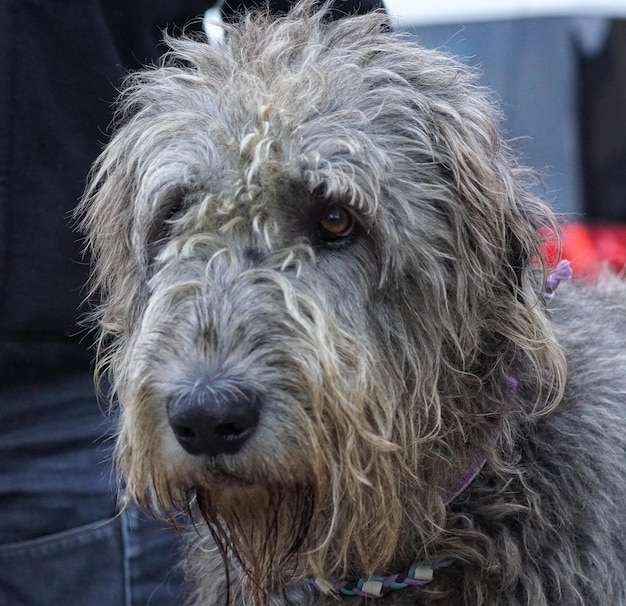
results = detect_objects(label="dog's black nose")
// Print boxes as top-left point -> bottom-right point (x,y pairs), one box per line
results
167,380 -> 261,456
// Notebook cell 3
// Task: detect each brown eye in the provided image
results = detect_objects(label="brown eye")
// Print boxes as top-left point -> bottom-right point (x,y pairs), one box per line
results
318,206 -> 355,242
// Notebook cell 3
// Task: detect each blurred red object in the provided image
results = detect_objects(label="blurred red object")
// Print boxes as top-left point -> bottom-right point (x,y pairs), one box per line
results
543,223 -> 626,279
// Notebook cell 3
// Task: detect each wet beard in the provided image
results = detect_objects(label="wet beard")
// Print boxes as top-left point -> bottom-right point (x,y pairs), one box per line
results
195,482 -> 316,605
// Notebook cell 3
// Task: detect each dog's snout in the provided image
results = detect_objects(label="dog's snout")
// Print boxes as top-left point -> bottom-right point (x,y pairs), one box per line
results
167,380 -> 261,456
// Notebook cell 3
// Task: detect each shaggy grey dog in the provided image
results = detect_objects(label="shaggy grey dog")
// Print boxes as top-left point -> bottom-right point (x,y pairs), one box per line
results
78,3 -> 626,605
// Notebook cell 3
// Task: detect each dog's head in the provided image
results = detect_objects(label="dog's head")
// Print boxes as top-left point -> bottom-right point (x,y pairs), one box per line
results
78,2 -> 565,598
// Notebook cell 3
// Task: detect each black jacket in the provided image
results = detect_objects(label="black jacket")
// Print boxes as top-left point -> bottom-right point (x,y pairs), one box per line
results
0,0 -> 384,385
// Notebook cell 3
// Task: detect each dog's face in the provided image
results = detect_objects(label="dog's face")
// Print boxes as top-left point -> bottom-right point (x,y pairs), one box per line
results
79,3 -> 563,592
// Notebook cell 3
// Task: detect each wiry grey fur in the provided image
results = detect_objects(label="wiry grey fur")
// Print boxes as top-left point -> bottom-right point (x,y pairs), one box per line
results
78,3 -> 626,605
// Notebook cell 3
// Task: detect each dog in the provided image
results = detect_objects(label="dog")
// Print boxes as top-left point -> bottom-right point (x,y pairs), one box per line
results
78,3 -> 626,604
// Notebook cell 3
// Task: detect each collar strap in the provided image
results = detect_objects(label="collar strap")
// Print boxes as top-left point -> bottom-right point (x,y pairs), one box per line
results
308,560 -> 452,598
445,450 -> 487,503
545,259 -> 573,300
445,374 -> 517,503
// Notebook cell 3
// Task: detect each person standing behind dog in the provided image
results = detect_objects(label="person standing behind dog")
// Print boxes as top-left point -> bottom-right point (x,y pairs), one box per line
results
0,1 -> 384,604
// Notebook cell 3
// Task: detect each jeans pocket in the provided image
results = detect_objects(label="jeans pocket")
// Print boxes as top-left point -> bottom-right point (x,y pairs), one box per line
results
0,515 -> 125,606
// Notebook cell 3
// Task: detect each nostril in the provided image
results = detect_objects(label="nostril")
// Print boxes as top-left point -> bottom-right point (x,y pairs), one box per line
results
171,423 -> 196,441
167,379 -> 261,457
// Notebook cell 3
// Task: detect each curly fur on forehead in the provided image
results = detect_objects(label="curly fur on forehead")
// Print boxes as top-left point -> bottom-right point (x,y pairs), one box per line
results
77,3 -> 626,606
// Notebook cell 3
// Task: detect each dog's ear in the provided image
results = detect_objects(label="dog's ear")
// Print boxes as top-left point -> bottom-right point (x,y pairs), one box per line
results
387,56 -> 565,407
76,135 -> 149,363
428,91 -> 553,294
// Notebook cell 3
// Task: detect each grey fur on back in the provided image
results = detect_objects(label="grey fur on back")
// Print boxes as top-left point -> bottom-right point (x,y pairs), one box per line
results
78,3 -> 626,604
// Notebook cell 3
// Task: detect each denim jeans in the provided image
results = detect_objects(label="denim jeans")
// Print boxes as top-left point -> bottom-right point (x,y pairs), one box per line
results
0,373 -> 185,605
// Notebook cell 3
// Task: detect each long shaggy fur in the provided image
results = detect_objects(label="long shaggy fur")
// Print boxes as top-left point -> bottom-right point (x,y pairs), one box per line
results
78,3 -> 626,605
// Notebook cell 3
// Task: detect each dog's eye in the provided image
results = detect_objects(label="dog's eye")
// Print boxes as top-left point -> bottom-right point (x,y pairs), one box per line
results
317,206 -> 355,243
155,200 -> 186,242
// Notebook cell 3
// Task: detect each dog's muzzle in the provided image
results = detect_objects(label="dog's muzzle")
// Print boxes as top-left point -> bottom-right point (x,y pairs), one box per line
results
166,378 -> 262,456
